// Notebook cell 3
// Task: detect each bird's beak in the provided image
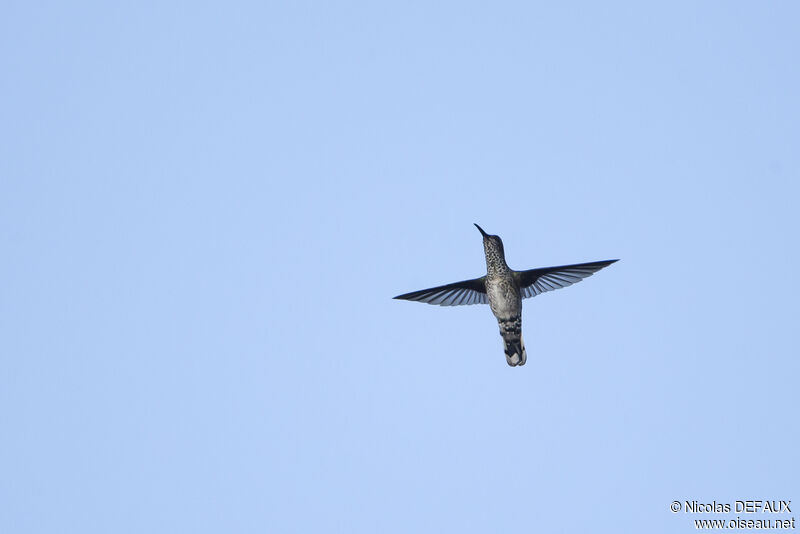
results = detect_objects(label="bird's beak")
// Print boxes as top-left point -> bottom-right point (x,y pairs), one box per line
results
474,223 -> 488,237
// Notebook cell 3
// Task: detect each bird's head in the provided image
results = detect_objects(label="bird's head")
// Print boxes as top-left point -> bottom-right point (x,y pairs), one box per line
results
474,223 -> 505,257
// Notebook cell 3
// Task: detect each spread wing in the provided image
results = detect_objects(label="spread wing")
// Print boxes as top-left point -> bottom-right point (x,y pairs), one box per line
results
393,277 -> 487,306
516,259 -> 618,299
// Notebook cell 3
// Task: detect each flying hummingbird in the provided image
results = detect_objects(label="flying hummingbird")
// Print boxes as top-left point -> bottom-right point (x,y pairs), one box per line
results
394,224 -> 617,367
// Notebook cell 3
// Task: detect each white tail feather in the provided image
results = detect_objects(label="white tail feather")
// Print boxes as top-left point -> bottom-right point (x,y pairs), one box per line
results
503,334 -> 527,367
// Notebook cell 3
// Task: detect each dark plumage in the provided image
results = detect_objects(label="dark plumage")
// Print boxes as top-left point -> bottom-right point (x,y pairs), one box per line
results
394,224 -> 617,367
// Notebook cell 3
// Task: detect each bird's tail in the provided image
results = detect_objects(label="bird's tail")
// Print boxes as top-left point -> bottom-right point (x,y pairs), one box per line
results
499,317 -> 527,367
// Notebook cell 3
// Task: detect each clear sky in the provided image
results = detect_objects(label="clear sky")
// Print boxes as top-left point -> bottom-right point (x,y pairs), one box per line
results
1,1 -> 798,532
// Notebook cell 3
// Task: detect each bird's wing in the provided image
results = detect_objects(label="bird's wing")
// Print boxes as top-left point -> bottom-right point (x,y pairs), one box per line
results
393,277 -> 487,306
515,259 -> 618,299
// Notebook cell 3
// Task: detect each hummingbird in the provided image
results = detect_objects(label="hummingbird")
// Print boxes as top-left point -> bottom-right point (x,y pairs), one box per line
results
394,224 -> 618,367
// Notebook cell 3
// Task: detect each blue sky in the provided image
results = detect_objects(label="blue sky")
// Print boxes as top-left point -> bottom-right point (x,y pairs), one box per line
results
1,1 -> 798,532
